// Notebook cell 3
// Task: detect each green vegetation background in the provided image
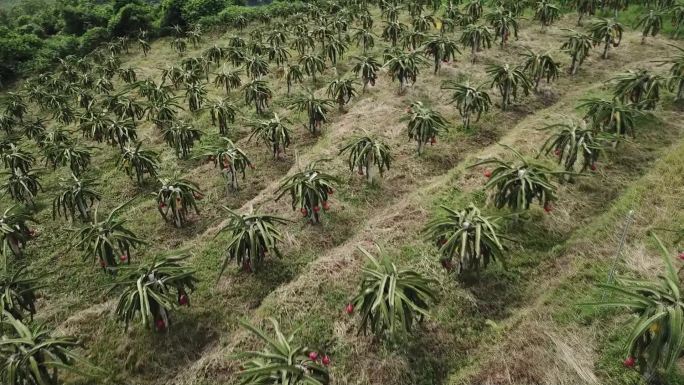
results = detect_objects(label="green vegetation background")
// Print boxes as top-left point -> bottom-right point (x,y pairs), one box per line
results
0,0 -> 301,86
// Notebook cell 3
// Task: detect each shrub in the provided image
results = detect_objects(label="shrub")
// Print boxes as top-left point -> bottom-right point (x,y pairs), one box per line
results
213,6 -> 258,25
159,0 -> 188,31
60,5 -> 110,36
183,0 -> 229,22
0,27 -> 43,82
108,3 -> 155,37
79,27 -> 110,53
31,35 -> 80,74
16,23 -> 46,38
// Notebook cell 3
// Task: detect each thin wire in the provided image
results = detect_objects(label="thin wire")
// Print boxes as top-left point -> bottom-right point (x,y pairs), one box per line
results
603,209 -> 634,299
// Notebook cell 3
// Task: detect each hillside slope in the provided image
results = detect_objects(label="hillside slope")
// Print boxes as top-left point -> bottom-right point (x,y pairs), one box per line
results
1,4 -> 683,385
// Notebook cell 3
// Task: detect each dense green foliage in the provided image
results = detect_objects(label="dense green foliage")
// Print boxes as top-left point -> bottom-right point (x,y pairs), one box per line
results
0,0 -> 309,85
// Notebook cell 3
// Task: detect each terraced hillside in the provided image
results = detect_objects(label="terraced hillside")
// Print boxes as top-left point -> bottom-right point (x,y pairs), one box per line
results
1,2 -> 683,385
